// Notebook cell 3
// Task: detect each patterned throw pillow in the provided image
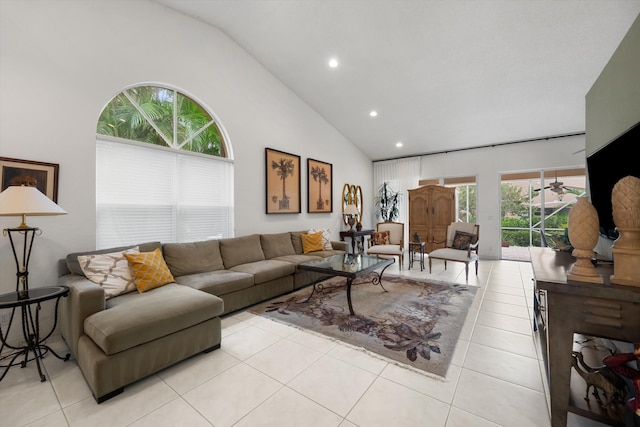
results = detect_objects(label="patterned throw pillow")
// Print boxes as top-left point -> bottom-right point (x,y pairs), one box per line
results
451,231 -> 474,250
124,248 -> 176,293
371,231 -> 390,245
78,247 -> 140,299
308,228 -> 333,250
301,231 -> 324,253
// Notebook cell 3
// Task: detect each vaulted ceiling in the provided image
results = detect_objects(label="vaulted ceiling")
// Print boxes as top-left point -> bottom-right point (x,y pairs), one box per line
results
153,0 -> 640,160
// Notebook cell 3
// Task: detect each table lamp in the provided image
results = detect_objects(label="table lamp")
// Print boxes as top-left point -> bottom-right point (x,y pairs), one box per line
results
344,204 -> 359,231
0,185 -> 67,291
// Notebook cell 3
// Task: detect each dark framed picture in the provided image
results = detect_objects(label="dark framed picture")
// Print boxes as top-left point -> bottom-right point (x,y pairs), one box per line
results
265,148 -> 301,214
307,158 -> 332,213
0,157 -> 60,202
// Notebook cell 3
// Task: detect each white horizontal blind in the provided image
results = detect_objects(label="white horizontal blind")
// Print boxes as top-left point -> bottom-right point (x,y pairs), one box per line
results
96,139 -> 233,248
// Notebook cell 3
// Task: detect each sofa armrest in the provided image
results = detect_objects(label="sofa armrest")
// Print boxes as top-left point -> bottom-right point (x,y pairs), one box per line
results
331,240 -> 348,251
59,274 -> 106,359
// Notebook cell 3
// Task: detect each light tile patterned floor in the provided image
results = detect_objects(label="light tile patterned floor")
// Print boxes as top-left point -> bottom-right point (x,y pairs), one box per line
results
0,259 -> 612,426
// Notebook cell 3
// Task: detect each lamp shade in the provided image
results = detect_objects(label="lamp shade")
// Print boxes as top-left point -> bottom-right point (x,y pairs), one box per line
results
344,204 -> 359,216
0,186 -> 66,227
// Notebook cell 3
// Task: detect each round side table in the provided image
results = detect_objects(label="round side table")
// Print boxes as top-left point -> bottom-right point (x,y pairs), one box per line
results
408,242 -> 426,271
0,286 -> 70,382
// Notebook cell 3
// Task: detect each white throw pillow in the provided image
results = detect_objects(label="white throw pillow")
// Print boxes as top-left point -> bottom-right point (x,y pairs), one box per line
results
308,228 -> 332,250
78,247 -> 140,299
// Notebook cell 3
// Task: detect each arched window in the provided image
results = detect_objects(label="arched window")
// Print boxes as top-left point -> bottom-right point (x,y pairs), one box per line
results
96,84 -> 233,248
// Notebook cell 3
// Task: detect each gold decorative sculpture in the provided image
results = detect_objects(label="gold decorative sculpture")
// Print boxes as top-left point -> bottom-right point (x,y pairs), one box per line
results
610,175 -> 640,286
567,197 -> 602,283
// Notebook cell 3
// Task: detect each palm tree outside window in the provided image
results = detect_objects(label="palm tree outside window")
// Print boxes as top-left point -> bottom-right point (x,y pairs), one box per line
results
95,84 -> 233,247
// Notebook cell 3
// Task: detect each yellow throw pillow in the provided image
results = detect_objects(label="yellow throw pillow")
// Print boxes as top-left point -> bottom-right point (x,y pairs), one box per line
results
124,248 -> 175,293
301,232 -> 324,254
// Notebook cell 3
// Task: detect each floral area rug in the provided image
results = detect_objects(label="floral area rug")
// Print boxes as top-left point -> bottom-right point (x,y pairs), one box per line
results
249,274 -> 477,379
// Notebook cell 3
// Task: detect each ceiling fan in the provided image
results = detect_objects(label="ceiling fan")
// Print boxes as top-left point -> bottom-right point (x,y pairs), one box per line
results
533,173 -> 577,196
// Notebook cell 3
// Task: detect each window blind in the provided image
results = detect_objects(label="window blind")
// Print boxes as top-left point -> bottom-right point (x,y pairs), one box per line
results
96,139 -> 234,248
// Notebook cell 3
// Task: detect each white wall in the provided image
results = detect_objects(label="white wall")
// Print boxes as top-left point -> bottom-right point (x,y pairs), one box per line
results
417,135 -> 586,259
0,0 -> 372,326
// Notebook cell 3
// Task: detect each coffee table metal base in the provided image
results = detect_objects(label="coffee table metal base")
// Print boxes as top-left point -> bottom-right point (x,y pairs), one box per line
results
303,258 -> 395,315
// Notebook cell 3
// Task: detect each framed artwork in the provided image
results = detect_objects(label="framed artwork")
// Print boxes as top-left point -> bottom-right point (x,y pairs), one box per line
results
265,148 -> 301,214
0,157 -> 60,202
307,158 -> 332,213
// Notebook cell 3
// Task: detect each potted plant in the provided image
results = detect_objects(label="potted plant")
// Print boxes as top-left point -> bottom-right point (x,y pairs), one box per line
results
374,182 -> 401,222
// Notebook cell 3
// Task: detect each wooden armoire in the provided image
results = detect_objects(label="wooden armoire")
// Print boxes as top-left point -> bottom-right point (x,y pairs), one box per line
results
408,185 -> 455,253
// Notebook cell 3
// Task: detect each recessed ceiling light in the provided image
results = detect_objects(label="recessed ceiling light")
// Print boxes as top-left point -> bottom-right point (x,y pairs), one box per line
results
396,142 -> 403,148
369,111 -> 378,117
328,58 -> 338,68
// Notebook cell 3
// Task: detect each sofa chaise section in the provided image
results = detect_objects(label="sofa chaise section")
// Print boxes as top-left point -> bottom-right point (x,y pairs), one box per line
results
59,242 -> 224,403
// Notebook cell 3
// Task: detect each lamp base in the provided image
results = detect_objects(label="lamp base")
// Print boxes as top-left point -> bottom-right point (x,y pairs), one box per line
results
4,226 -> 38,291
347,217 -> 355,231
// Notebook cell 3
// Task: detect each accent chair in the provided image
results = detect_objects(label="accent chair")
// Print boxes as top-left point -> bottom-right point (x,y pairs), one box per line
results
367,221 -> 405,270
428,222 -> 479,281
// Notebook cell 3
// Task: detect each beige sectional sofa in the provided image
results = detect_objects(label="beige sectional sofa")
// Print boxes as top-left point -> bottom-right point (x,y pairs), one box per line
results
58,231 -> 346,402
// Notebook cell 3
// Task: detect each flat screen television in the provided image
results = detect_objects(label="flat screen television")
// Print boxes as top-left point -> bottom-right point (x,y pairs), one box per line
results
586,120 -> 640,241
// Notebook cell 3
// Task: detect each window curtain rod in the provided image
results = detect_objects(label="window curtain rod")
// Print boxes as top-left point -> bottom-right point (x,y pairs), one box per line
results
373,131 -> 585,163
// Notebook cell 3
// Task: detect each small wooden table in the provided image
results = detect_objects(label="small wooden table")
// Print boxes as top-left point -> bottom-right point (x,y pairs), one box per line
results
339,229 -> 374,255
408,242 -> 425,271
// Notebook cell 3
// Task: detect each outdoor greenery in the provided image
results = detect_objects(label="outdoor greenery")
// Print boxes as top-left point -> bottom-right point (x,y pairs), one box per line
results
500,182 -> 579,247
97,86 -> 225,157
456,185 -> 477,223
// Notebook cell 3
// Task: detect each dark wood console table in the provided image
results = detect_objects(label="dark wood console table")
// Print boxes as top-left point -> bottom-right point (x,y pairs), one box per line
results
339,229 -> 374,255
530,247 -> 640,427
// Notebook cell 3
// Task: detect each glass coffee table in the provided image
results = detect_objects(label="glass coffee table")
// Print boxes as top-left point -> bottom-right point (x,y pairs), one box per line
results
298,254 -> 395,315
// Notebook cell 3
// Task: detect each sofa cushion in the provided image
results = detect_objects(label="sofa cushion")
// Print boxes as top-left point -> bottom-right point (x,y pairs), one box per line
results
260,233 -> 296,259
77,247 -> 139,299
371,231 -> 391,245
229,260 -> 296,284
163,240 -> 224,276
124,248 -> 175,293
451,231 -> 474,250
66,242 -> 162,276
301,232 -> 324,254
304,249 -> 344,258
308,228 -> 333,250
86,284 -> 223,355
290,231 -> 306,255
219,234 -> 265,268
430,248 -> 478,262
271,254 -> 323,266
446,222 -> 477,247
175,270 -> 254,296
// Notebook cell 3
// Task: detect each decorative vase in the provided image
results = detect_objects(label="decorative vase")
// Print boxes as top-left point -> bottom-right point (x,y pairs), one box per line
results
610,175 -> 640,286
567,196 -> 602,283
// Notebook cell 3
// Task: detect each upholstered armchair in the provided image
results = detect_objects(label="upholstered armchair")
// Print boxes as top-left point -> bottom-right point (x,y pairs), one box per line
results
367,222 -> 405,269
428,223 -> 479,281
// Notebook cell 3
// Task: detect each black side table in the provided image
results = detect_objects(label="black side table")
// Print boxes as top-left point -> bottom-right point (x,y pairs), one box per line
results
408,242 -> 426,271
0,286 -> 70,382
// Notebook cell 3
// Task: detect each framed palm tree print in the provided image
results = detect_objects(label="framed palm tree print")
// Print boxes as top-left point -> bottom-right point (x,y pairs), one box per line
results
307,158 -> 332,213
265,148 -> 301,214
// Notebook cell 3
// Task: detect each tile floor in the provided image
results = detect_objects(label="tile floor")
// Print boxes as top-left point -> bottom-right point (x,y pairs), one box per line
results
0,259 -> 612,426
